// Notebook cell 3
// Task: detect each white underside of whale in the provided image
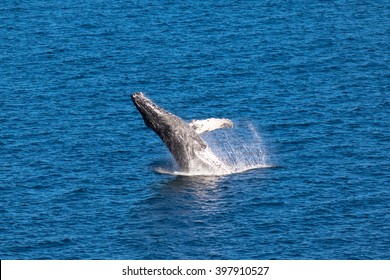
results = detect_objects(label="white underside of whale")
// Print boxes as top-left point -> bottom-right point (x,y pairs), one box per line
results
186,118 -> 234,175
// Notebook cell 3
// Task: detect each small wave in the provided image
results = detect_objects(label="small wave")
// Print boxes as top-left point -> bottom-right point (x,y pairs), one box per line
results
155,163 -> 272,177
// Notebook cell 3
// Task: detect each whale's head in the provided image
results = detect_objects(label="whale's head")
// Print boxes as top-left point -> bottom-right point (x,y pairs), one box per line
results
131,92 -> 208,172
131,92 -> 173,132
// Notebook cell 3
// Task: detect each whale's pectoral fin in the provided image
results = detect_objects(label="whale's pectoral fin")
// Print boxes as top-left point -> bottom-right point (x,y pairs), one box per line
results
189,118 -> 234,134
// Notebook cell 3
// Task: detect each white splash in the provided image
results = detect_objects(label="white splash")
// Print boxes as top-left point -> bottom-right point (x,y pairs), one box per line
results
155,122 -> 272,176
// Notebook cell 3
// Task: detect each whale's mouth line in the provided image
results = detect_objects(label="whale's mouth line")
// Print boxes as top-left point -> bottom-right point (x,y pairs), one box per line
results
132,93 -> 160,116
131,92 -> 270,176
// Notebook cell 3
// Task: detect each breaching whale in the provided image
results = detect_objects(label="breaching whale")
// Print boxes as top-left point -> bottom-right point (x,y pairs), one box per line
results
131,92 -> 233,174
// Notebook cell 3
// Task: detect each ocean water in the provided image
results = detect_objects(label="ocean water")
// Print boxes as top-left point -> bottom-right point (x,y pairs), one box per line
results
1,0 -> 389,259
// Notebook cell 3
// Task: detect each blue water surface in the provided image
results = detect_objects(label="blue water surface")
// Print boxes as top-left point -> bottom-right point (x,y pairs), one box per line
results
1,0 -> 389,259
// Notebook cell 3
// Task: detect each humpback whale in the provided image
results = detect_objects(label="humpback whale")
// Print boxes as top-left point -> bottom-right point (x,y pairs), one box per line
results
131,92 -> 233,174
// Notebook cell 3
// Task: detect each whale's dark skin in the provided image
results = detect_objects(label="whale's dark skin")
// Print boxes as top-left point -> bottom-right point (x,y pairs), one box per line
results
131,92 -> 213,172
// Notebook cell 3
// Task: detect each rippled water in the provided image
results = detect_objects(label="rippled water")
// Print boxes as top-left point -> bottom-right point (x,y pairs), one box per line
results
1,0 -> 389,259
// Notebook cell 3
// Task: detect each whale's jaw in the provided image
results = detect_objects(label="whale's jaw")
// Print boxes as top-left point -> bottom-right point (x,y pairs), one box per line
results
131,92 -> 209,173
131,92 -> 173,133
